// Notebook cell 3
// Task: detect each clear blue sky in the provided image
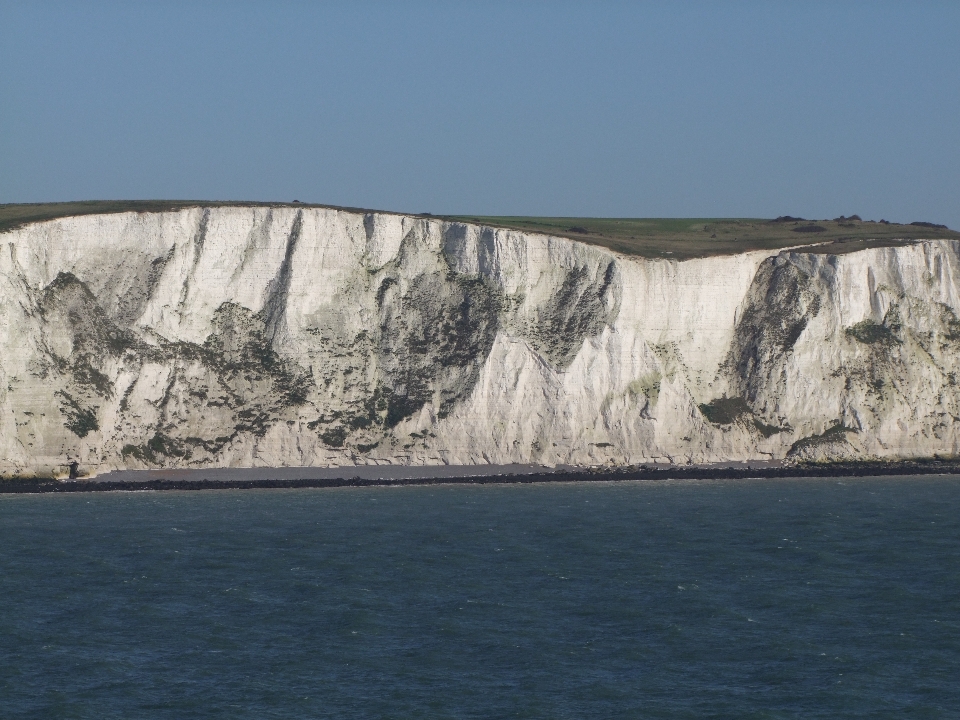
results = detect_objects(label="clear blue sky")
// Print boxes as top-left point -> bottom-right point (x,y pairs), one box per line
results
2,1 -> 958,226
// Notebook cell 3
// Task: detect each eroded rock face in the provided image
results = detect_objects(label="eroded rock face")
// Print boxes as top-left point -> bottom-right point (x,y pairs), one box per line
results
2,206 -> 960,477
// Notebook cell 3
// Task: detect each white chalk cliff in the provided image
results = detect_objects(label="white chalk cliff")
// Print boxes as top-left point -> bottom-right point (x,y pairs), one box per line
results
2,206 -> 960,477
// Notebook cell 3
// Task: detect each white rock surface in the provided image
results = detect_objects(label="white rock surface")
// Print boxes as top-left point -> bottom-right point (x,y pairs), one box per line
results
2,206 -> 959,477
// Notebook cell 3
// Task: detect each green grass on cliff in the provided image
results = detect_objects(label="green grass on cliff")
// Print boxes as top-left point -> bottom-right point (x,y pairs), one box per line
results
2,202 -> 957,260
447,215 -> 960,259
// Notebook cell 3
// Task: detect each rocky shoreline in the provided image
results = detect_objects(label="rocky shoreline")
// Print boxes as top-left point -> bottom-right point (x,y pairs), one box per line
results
3,460 -> 959,494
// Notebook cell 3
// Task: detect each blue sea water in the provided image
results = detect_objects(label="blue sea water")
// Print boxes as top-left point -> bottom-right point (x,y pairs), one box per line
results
1,477 -> 959,719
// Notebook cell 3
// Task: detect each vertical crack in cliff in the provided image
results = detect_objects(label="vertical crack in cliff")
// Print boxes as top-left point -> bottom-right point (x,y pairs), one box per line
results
192,208 -> 210,266
363,213 -> 376,242
262,209 -> 303,343
176,208 -> 210,319
233,208 -> 275,282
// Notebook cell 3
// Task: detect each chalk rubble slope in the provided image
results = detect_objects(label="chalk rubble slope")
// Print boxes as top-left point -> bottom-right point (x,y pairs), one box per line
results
2,206 -> 959,477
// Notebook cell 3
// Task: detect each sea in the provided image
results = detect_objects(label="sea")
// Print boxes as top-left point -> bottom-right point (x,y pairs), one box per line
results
1,476 -> 958,719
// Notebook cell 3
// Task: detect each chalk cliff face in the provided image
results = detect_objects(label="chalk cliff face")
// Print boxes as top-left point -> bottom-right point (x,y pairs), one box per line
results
2,206 -> 960,477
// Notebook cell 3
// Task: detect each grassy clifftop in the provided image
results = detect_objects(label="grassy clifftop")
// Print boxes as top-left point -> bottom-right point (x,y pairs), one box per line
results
448,215 -> 960,259
2,201 -> 957,260
0,200 -> 341,234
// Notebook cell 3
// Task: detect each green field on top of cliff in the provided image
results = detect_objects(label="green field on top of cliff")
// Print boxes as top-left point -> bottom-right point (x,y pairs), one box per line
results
2,201 -> 957,260
448,215 -> 960,259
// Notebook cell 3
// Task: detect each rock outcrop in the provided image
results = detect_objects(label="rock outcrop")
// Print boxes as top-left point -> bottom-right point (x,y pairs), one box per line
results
2,206 -> 959,477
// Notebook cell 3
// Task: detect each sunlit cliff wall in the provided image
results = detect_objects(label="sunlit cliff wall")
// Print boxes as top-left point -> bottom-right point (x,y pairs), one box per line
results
2,206 -> 959,477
